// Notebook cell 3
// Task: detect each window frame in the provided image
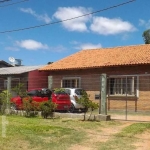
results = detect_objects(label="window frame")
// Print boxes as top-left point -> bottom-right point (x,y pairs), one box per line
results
108,75 -> 139,97
61,77 -> 81,88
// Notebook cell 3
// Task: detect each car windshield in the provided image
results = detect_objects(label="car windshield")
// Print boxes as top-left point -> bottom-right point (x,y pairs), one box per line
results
75,89 -> 85,95
41,89 -> 52,97
27,89 -> 52,97
64,89 -> 71,95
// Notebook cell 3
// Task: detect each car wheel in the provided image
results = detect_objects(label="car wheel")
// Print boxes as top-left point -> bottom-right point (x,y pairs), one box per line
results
69,103 -> 75,113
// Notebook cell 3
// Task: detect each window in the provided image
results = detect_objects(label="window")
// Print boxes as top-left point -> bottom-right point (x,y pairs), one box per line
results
4,78 -> 20,89
61,77 -> 81,88
108,76 -> 138,96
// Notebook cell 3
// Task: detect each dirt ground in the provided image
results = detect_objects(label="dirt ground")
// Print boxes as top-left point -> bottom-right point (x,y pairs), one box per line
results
134,129 -> 150,150
111,114 -> 150,122
111,115 -> 150,150
69,115 -> 150,150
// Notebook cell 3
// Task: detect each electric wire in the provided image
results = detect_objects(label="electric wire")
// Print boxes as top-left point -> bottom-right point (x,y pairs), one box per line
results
0,0 -> 136,34
0,0 -> 11,3
0,0 -> 28,7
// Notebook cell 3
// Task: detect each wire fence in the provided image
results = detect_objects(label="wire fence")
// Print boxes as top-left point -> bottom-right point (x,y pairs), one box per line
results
107,74 -> 150,121
0,73 -> 150,121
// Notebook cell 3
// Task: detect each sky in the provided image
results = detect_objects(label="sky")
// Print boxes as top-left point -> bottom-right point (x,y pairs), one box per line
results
0,0 -> 150,66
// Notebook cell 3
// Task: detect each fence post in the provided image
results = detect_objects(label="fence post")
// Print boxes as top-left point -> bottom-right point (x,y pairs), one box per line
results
97,74 -> 111,121
6,76 -> 11,114
100,74 -> 107,115
48,76 -> 53,90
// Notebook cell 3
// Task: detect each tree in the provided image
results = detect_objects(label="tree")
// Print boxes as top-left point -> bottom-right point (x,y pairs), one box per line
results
76,91 -> 99,121
142,29 -> 150,44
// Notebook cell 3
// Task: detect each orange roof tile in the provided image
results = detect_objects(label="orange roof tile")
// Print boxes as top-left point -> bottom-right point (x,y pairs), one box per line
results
39,44 -> 150,71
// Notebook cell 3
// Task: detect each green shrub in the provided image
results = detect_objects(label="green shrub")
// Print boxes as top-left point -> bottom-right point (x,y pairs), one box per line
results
23,97 -> 39,117
53,88 -> 65,94
0,90 -> 12,114
39,101 -> 57,119
76,91 -> 99,121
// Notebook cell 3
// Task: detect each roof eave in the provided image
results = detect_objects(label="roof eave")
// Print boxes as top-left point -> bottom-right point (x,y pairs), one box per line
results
39,62 -> 150,71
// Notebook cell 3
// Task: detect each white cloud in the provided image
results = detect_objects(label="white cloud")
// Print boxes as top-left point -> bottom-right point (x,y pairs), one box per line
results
20,8 -> 51,23
79,43 -> 102,50
90,17 -> 136,35
139,19 -> 150,28
16,39 -> 49,50
53,7 -> 92,32
73,42 -> 102,50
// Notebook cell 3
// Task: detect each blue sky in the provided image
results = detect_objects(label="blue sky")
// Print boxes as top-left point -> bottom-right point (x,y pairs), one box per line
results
0,0 -> 149,66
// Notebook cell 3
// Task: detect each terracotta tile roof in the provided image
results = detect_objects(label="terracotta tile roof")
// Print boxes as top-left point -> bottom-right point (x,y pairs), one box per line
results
39,44 -> 150,71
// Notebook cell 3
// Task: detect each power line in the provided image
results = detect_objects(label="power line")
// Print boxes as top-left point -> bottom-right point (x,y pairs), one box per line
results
0,0 -> 29,7
0,0 -> 10,3
0,0 -> 136,34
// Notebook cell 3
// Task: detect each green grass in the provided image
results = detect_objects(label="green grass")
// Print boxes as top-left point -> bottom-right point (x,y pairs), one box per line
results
0,116 -> 86,150
116,123 -> 150,137
96,122 -> 150,150
0,115 -> 150,150
0,115 -> 114,150
97,137 -> 135,150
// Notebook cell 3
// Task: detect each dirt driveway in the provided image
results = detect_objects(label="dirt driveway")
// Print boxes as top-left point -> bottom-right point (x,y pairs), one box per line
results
69,120 -> 150,150
63,112 -> 150,150
111,114 -> 150,122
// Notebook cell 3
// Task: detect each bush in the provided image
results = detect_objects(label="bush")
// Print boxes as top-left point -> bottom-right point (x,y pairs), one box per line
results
76,91 -> 99,121
22,97 -> 39,117
0,90 -> 12,115
39,101 -> 57,119
53,88 -> 65,94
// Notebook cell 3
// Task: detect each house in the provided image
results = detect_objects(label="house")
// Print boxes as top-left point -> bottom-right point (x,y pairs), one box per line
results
0,65 -> 49,93
0,60 -> 13,68
39,44 -> 150,111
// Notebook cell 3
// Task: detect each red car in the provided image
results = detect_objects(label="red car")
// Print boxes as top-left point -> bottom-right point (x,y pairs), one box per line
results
10,88 -> 71,111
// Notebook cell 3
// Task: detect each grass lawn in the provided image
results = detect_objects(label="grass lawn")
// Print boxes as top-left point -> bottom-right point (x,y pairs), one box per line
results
0,115 -> 150,150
